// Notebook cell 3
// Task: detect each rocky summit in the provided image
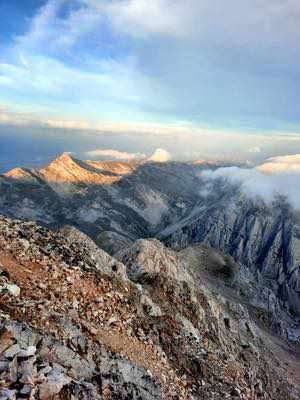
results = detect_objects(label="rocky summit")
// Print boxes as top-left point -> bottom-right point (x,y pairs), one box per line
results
0,155 -> 300,399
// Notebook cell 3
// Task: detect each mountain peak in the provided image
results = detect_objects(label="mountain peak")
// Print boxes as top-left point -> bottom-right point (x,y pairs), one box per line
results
5,167 -> 28,178
40,152 -> 129,194
43,152 -> 84,170
4,167 -> 39,183
55,152 -> 76,164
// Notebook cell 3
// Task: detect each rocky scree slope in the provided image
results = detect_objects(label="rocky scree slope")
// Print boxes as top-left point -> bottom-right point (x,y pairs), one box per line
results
0,217 -> 299,399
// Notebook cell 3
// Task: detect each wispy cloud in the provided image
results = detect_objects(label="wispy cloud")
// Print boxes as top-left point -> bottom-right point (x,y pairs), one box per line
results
85,148 -> 146,160
15,0 -> 104,56
0,54 -> 143,103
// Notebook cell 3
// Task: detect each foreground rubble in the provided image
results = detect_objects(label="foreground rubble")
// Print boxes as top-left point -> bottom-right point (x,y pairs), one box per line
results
0,216 -> 299,399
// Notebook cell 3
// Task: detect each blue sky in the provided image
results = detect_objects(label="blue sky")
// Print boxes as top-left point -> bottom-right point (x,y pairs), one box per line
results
0,0 -> 300,167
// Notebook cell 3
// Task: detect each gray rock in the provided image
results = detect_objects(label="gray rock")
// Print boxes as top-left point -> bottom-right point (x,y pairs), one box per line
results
140,293 -> 163,317
18,345 -> 36,358
9,357 -> 18,383
19,357 -> 37,384
0,388 -> 17,400
117,238 -> 191,284
4,344 -> 21,359
38,370 -> 71,399
100,356 -> 163,399
19,385 -> 33,396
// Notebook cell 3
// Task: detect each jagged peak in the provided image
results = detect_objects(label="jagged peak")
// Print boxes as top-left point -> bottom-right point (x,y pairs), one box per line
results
40,152 -> 130,192
60,151 -> 73,158
4,167 -> 38,181
44,153 -> 140,176
5,167 -> 27,176
42,152 -> 85,173
42,152 -> 140,178
51,152 -> 77,165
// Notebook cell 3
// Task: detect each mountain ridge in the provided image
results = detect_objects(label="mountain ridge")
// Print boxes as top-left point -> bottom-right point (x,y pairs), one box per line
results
1,154 -> 300,341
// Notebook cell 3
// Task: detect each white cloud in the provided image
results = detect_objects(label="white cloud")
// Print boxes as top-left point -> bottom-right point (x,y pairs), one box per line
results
47,119 -> 90,129
102,0 -> 185,38
258,154 -> 300,174
100,0 -> 300,52
202,156 -> 300,209
148,148 -> 171,162
85,149 -> 146,160
15,0 -> 104,54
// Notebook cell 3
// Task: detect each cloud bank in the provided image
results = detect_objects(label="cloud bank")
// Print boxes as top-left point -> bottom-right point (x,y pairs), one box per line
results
203,154 -> 300,209
258,154 -> 300,174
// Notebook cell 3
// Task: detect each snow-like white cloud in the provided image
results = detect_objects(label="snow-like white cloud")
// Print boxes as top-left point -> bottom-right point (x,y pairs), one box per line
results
148,148 -> 171,162
85,149 -> 146,160
202,155 -> 300,208
258,154 -> 300,174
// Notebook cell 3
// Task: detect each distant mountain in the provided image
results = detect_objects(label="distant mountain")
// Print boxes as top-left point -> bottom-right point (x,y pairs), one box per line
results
0,153 -> 203,245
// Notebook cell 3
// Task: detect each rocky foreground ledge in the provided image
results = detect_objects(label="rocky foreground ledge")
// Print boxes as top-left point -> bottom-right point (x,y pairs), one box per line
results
0,216 -> 299,399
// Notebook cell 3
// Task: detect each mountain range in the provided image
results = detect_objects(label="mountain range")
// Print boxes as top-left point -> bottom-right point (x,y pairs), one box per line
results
0,153 -> 299,398
1,153 -> 299,318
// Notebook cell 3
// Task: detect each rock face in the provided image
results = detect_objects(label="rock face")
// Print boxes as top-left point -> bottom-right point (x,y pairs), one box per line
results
160,180 -> 300,318
117,238 -> 191,283
58,225 -> 127,278
0,216 -> 300,399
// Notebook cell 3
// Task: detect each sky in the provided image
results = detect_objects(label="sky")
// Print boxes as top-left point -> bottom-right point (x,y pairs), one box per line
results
1,0 -> 300,169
